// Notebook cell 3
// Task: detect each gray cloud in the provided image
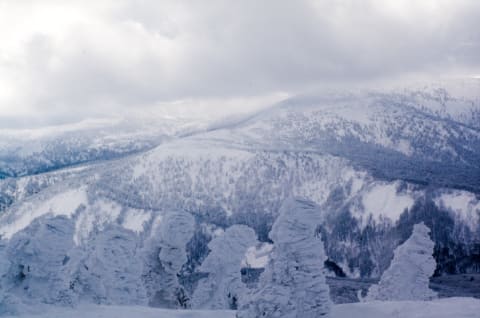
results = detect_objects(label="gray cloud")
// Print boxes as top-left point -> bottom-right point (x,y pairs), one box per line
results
1,0 -> 479,125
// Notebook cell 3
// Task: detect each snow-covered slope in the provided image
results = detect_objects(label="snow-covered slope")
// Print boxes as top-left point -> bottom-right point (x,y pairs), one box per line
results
0,164 -> 93,212
390,79 -> 480,129
0,114 -> 216,178
199,88 -> 480,192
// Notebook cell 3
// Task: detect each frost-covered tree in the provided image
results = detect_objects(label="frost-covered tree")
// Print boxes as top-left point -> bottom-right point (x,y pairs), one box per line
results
237,197 -> 331,318
77,225 -> 147,305
366,222 -> 437,301
142,211 -> 195,308
0,216 -> 79,308
191,224 -> 257,310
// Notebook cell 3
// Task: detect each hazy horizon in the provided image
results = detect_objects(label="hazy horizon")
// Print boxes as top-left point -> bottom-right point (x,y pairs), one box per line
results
1,0 -> 480,128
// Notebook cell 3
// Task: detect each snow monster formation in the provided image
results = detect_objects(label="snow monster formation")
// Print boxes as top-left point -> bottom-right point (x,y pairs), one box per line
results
191,225 -> 257,310
142,211 -> 195,308
78,225 -> 147,305
366,222 -> 437,301
237,197 -> 331,318
0,216 -> 78,310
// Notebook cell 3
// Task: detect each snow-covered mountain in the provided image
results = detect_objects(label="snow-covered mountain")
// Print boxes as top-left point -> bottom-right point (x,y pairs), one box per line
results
0,81 -> 479,311
0,113 -> 219,178
200,87 -> 480,192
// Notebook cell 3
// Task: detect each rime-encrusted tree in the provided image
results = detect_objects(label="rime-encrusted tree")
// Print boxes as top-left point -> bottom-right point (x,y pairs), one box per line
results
191,224 -> 257,310
237,197 -> 331,318
1,216 -> 78,307
366,222 -> 437,301
142,211 -> 195,308
78,225 -> 147,305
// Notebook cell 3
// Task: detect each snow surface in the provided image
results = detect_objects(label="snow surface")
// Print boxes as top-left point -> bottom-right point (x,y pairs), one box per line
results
333,297 -> 480,318
73,197 -> 123,245
121,208 -> 152,233
242,243 -> 273,268
362,183 -> 414,222
4,298 -> 480,318
0,187 -> 87,239
434,191 -> 480,229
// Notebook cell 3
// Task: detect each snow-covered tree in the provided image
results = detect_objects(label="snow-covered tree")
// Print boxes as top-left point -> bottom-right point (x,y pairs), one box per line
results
191,224 -> 257,310
142,211 -> 195,308
237,197 -> 331,318
77,225 -> 147,305
366,222 -> 437,301
1,216 -> 78,307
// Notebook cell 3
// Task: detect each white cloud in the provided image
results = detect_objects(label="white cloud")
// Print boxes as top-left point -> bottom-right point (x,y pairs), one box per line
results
0,0 -> 479,126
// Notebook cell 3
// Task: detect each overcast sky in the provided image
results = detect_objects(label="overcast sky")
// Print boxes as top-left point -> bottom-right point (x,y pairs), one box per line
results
1,0 -> 479,127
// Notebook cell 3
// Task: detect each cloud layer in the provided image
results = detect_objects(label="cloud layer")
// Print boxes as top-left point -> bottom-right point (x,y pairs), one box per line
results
1,0 -> 479,126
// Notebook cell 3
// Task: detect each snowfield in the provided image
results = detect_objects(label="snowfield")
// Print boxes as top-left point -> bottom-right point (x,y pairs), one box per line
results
5,298 -> 480,318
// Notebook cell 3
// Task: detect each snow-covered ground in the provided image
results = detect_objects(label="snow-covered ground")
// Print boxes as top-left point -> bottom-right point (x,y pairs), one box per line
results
5,298 -> 479,318
333,298 -> 480,318
4,305 -> 235,318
